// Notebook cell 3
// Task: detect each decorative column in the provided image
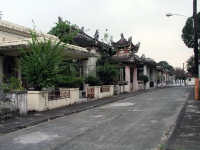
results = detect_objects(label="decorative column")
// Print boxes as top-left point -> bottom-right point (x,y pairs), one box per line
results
133,67 -> 138,91
124,66 -> 130,92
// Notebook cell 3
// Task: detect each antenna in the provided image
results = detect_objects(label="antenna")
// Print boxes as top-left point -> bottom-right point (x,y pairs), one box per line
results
0,11 -> 3,19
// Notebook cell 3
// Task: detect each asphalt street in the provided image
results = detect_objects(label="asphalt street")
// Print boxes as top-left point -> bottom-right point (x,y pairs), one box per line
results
0,86 -> 192,150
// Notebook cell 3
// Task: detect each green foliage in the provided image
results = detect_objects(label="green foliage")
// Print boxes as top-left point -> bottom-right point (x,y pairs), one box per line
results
84,74 -> 102,86
48,17 -> 79,44
186,55 -> 195,75
173,67 -> 186,80
138,75 -> 149,84
97,29 -> 116,65
158,61 -> 174,75
157,73 -> 162,83
16,27 -> 66,90
0,76 -> 24,92
181,12 -> 200,48
96,62 -> 119,85
57,60 -> 84,88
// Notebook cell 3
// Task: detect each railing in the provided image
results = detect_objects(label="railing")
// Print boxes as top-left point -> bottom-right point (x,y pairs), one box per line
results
86,87 -> 95,99
100,86 -> 110,93
48,90 -> 70,101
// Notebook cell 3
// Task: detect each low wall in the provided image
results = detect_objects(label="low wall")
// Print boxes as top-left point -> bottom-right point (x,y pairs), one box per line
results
86,85 -> 114,99
27,88 -> 79,111
99,85 -> 114,99
138,81 -> 144,90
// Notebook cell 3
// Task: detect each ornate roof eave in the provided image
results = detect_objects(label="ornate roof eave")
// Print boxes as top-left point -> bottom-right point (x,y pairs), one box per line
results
109,53 -> 143,64
143,61 -> 157,67
73,31 -> 110,49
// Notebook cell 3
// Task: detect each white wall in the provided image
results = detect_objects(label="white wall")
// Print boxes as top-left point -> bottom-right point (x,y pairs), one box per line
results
186,77 -> 195,85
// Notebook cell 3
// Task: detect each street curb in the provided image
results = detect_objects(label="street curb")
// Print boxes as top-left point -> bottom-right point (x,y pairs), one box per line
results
1,88 -> 159,134
163,89 -> 192,150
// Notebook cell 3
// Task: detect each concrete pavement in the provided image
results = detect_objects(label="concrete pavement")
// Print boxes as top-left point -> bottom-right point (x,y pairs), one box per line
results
0,86 -> 192,150
164,87 -> 200,150
0,88 -> 158,134
1,86 -> 199,150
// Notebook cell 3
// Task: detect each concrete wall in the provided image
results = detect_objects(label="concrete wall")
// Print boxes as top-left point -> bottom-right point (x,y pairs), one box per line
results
27,88 -> 79,111
186,77 -> 195,85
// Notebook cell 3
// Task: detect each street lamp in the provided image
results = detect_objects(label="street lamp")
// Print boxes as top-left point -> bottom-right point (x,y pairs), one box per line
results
166,0 -> 199,100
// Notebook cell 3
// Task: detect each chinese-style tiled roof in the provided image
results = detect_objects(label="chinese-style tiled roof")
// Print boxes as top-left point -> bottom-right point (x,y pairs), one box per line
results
73,30 -> 111,49
111,33 -> 140,53
109,52 -> 142,63
140,54 -> 157,66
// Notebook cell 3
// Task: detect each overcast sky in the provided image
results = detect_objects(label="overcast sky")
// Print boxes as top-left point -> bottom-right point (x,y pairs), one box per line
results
2,0 -> 199,68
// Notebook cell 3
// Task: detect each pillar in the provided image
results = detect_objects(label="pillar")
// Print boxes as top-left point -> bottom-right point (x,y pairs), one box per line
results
133,67 -> 138,91
124,66 -> 130,92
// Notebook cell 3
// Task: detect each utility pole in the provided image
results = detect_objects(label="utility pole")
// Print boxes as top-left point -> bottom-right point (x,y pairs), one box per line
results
193,0 -> 199,100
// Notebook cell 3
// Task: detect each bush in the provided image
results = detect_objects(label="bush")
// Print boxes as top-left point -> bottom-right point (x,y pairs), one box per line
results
85,75 -> 102,86
138,75 -> 149,84
96,62 -> 119,85
16,28 -> 66,90
59,76 -> 84,88
0,76 -> 24,92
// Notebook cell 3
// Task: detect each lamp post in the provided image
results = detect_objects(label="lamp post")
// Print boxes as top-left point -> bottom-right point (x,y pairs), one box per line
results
166,0 -> 199,100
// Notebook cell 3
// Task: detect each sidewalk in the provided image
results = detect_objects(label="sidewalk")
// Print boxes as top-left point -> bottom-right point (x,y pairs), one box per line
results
0,88 -> 158,134
165,87 -> 200,150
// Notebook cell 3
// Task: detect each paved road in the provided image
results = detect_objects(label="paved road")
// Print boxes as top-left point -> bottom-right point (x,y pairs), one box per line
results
0,86 -> 192,150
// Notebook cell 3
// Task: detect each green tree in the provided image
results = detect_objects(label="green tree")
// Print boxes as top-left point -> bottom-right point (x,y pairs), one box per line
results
186,55 -> 195,75
97,29 -> 116,65
158,61 -> 174,75
48,17 -> 79,44
57,59 -> 84,88
96,62 -> 119,85
138,75 -> 149,84
16,28 -> 66,90
181,12 -> 200,48
173,67 -> 186,80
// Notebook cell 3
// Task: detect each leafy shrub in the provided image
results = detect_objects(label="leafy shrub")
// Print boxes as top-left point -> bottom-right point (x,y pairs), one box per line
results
85,75 -> 102,86
16,28 -> 66,90
59,76 -> 84,88
96,62 -> 119,85
138,75 -> 149,84
0,76 -> 24,92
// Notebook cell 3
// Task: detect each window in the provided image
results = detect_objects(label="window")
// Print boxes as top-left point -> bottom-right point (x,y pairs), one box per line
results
189,78 -> 191,81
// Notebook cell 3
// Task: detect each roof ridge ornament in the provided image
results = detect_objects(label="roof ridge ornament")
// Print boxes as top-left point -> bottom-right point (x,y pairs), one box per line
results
136,42 -> 140,47
94,29 -> 99,41
81,26 -> 84,32
0,11 -> 2,20
110,36 -> 113,43
141,54 -> 145,59
128,36 -> 132,42
121,33 -> 124,39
